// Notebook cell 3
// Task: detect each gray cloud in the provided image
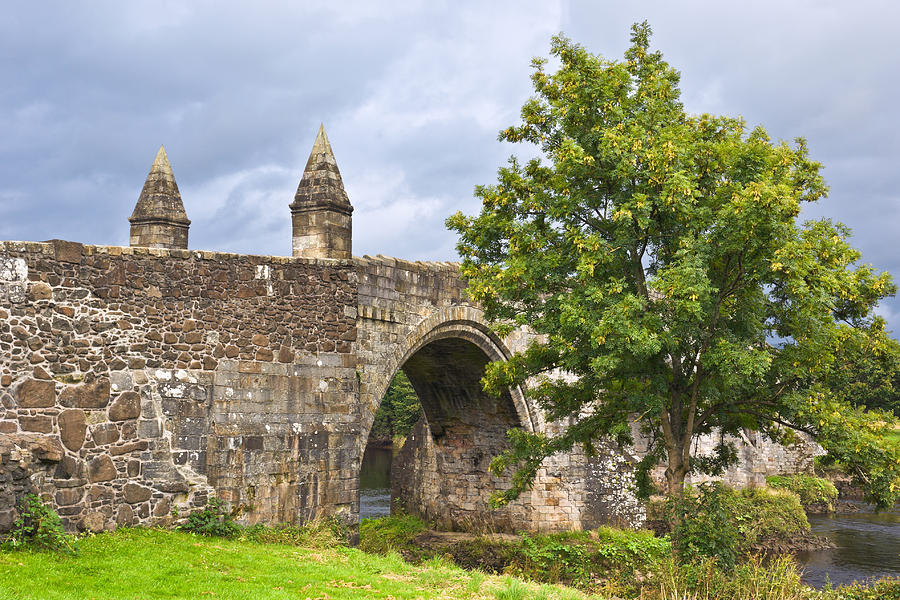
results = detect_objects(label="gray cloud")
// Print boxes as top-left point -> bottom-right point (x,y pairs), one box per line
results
1,0 -> 898,336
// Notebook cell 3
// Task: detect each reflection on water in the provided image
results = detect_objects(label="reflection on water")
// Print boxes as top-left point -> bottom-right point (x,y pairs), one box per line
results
798,505 -> 900,588
360,446 -> 393,520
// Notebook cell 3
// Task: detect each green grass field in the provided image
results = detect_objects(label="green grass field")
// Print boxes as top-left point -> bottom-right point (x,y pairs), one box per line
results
0,528 -> 591,600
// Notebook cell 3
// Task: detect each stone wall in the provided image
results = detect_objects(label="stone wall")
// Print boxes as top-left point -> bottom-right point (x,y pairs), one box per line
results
392,417 -> 646,532
632,427 -> 822,492
0,240 -> 359,532
0,240 -> 812,537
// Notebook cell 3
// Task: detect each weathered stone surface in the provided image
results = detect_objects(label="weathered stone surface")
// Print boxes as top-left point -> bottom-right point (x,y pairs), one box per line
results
110,441 -> 148,456
109,371 -> 133,392
56,487 -> 84,506
123,483 -> 152,504
16,378 -> 55,408
20,415 -> 52,433
91,423 -> 120,446
277,346 -> 294,363
31,437 -> 63,463
108,392 -> 140,421
79,511 -> 105,533
0,256 -> 27,281
156,480 -> 189,493
32,366 -> 52,380
129,146 -> 190,250
48,239 -> 84,264
0,510 -> 15,532
28,282 -> 52,300
87,456 -> 117,482
58,455 -> 83,479
291,125 -> 353,260
153,497 -> 171,518
58,409 -> 87,451
116,504 -> 135,527
60,379 -> 110,409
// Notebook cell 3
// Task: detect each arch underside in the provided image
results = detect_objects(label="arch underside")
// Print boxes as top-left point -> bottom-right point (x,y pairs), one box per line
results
361,311 -> 533,532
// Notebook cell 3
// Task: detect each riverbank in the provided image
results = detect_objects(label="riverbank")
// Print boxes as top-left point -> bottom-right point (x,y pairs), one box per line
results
2,521 -> 898,599
359,514 -> 899,599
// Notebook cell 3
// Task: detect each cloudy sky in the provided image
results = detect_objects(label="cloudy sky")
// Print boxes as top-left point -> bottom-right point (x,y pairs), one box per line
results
1,1 -> 898,335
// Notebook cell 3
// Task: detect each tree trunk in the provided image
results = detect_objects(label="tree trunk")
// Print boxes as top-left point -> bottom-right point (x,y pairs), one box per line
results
665,443 -> 689,497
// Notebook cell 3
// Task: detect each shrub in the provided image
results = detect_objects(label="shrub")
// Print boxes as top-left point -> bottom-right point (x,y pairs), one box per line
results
666,483 -> 810,568
733,486 -> 810,545
767,474 -> 839,511
506,527 -> 670,595
3,493 -> 76,554
834,576 -> 900,600
654,554 -> 811,600
667,482 -> 742,569
177,498 -> 240,538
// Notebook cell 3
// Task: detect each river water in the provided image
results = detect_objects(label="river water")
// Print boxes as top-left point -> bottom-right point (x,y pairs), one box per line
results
359,446 -> 393,520
798,505 -> 900,588
359,450 -> 900,587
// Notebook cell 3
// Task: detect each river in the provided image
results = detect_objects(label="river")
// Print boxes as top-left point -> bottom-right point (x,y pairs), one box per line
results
359,445 -> 393,520
798,505 -> 900,588
359,450 -> 900,586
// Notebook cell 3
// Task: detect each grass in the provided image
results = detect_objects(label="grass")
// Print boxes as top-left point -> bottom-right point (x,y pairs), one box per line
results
0,527 -> 597,600
2,510 -> 898,600
359,514 -> 429,555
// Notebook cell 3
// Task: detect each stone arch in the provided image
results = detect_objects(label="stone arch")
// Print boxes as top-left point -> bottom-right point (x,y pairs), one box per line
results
357,304 -> 537,531
359,304 -> 535,457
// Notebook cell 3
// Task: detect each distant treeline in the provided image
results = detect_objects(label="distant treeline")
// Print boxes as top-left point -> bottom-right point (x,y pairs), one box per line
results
369,371 -> 422,443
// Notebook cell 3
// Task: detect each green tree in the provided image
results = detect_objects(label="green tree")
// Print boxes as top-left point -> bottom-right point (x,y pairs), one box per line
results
447,23 -> 900,506
384,371 -> 422,438
821,319 -> 899,416
370,371 -> 422,442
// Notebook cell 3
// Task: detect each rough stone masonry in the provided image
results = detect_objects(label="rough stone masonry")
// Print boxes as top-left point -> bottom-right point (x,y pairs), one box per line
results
0,126 -> 814,536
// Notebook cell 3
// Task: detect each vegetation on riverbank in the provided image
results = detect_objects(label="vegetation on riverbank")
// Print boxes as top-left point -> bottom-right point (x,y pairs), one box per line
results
1,493 -> 897,600
360,514 -> 897,600
767,475 -> 840,512
646,482 -> 823,564
0,526 -> 595,600
362,515 -> 668,596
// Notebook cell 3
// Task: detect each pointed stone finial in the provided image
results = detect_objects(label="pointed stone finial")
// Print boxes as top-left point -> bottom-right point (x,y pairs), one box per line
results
129,145 -> 190,249
290,125 -> 353,259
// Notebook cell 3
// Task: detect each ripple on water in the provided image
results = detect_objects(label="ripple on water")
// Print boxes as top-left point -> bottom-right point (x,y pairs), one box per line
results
798,506 -> 900,588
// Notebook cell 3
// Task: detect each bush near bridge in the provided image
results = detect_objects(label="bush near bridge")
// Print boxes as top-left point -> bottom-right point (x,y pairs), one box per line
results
767,474 -> 839,512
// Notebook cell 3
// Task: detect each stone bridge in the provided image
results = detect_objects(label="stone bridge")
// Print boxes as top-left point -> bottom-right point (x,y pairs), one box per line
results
1,128 -> 811,536
0,128 -> 643,536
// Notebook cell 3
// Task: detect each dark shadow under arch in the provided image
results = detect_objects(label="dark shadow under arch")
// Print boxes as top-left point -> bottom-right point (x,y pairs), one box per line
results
401,336 -> 519,439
